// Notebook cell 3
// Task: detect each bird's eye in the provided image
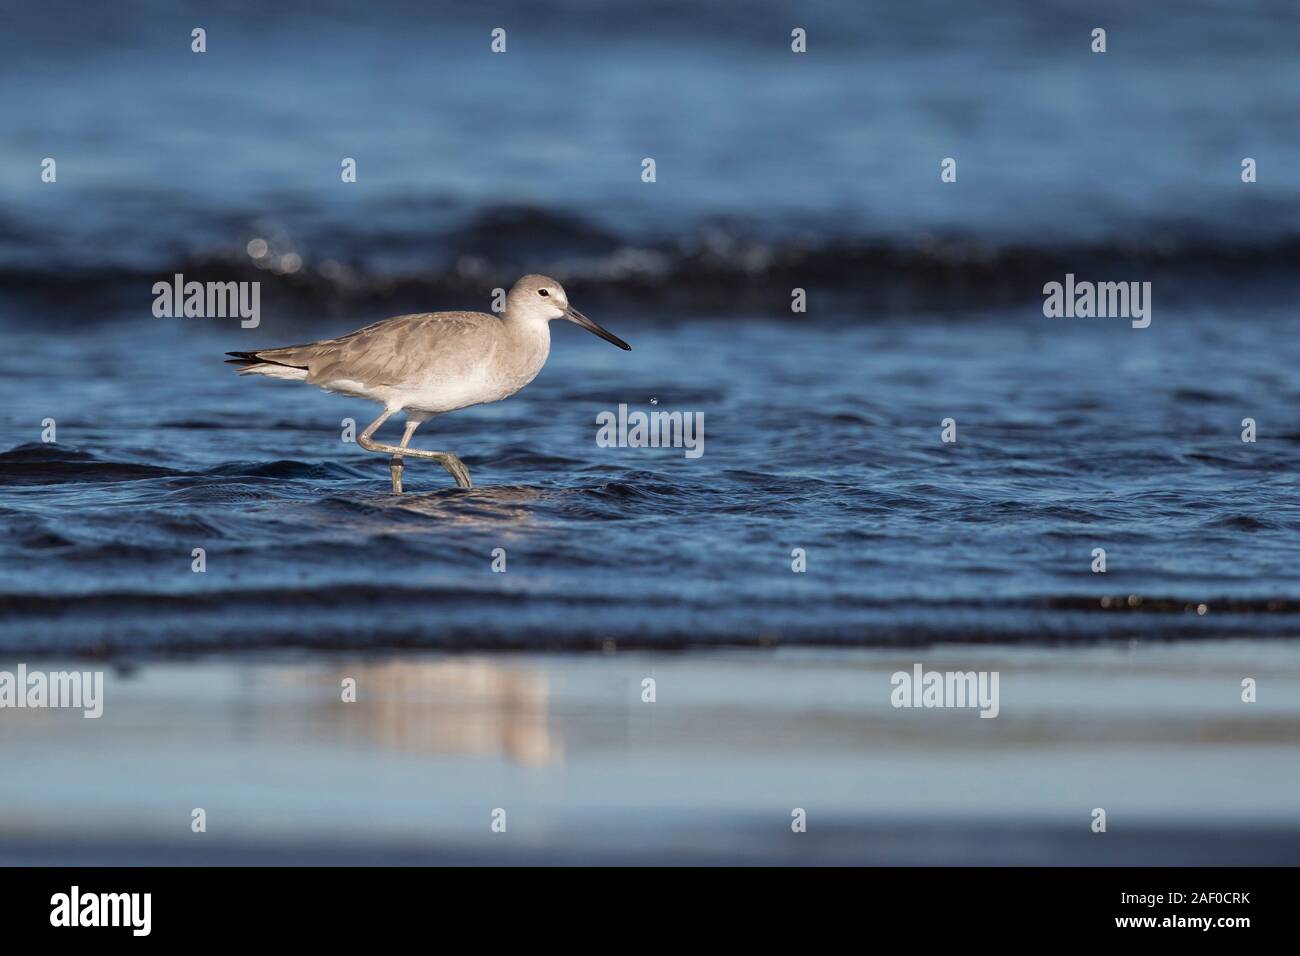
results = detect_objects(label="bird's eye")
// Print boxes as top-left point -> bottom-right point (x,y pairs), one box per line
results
538,289 -> 549,297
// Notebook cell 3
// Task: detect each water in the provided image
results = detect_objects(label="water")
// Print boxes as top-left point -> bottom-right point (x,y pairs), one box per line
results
3,303 -> 1298,654
3,1 -> 1299,652
3,1 -> 1300,654
3,1 -> 1300,304
1,0 -> 1298,863
5,644 -> 1300,864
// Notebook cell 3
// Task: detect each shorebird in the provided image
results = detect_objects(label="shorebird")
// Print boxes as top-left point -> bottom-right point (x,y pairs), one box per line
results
226,275 -> 630,493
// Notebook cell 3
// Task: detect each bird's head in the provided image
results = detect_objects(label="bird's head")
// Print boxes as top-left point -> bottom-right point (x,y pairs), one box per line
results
506,274 -> 631,351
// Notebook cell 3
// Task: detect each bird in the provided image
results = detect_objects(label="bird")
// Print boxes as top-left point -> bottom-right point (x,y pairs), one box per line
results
226,274 -> 631,494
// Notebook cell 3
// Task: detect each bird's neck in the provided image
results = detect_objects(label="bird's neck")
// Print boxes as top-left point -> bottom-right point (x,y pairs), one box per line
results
501,312 -> 551,376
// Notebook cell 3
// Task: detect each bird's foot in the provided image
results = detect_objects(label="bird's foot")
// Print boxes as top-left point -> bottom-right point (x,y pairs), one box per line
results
435,453 -> 472,490
388,452 -> 469,492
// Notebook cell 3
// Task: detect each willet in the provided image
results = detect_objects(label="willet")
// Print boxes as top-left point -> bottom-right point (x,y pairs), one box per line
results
226,274 -> 630,493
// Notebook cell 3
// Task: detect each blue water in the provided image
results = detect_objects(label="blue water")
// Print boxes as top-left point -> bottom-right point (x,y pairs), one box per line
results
2,303 -> 1298,654
1,0 -> 1299,654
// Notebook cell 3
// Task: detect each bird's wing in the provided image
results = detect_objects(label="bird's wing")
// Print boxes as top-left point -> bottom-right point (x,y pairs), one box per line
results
244,312 -> 502,387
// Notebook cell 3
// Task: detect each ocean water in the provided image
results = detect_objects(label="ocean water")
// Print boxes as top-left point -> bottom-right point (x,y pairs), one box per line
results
2,302 -> 1298,654
1,1 -> 1299,655
4,643 -> 1300,865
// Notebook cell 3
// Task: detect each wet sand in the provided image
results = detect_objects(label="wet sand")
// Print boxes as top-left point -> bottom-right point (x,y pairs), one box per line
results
2,640 -> 1298,865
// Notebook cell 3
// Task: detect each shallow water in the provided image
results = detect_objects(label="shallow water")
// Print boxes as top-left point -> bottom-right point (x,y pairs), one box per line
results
3,643 -> 1298,864
2,301 -> 1298,654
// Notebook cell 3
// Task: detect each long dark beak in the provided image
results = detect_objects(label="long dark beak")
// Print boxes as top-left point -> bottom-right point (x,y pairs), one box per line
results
564,305 -> 631,351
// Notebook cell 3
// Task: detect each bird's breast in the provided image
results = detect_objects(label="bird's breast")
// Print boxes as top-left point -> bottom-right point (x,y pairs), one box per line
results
404,334 -> 549,414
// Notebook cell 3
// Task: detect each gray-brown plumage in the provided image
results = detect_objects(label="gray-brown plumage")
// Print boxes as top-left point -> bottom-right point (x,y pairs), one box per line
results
227,275 -> 630,493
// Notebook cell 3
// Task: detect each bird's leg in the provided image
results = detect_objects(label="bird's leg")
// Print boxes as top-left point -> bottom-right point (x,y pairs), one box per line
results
357,410 -> 473,491
389,420 -> 419,494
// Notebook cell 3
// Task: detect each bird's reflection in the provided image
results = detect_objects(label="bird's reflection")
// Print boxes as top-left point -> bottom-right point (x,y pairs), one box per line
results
383,484 -> 548,526
265,657 -> 558,766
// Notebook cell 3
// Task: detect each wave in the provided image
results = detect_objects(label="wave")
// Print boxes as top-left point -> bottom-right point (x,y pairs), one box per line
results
0,444 -> 370,485
1,583 -> 1297,659
4,205 -> 1300,321
0,444 -> 178,484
